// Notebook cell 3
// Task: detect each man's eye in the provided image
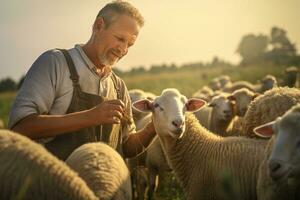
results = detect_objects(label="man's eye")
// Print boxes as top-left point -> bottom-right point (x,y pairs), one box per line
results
115,36 -> 123,41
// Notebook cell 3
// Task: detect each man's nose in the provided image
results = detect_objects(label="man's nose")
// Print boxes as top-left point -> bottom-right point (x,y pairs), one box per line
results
118,44 -> 128,56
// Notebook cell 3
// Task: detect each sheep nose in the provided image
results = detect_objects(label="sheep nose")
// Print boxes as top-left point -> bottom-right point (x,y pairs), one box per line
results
241,108 -> 247,115
172,119 -> 184,128
269,160 -> 283,181
224,110 -> 231,114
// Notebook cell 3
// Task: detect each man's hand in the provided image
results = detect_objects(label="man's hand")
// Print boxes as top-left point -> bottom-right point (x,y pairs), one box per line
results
88,99 -> 126,125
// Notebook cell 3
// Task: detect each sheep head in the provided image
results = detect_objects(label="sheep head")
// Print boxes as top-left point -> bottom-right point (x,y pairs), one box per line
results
228,88 -> 259,117
133,88 -> 206,139
254,104 -> 300,182
208,94 -> 234,121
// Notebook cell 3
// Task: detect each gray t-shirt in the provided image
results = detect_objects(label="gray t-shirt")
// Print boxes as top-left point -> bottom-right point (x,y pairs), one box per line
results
8,44 -> 135,142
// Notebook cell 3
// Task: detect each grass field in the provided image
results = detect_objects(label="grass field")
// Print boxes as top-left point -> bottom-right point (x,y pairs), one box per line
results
0,92 -> 16,128
122,63 -> 288,97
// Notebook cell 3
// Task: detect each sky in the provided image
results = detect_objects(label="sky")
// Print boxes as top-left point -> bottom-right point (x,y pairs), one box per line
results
0,0 -> 299,81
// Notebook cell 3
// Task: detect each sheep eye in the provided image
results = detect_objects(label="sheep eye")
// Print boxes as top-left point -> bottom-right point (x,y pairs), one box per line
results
154,103 -> 164,111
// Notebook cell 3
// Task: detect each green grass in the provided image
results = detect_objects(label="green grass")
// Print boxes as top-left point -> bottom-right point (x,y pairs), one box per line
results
0,92 -> 16,128
122,63 -> 288,97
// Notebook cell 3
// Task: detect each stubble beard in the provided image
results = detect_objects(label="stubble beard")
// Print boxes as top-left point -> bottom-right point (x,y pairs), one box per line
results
99,53 -> 119,67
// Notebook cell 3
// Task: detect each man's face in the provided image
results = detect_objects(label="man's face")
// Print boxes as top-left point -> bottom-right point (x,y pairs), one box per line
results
94,14 -> 140,66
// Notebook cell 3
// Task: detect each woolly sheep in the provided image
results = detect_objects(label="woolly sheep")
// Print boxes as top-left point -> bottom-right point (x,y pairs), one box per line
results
66,142 -> 132,200
228,88 -> 259,117
217,75 -> 232,89
133,88 -> 267,200
0,129 -> 97,200
192,86 -> 214,102
145,136 -> 172,199
128,89 -> 151,199
226,89 -> 259,136
129,89 -> 172,199
253,104 -> 300,200
222,80 -> 256,93
209,78 -> 221,91
194,93 -> 235,136
282,66 -> 298,88
257,74 -> 278,93
129,89 -> 153,130
242,87 -> 300,138
134,166 -> 148,200
223,75 -> 277,94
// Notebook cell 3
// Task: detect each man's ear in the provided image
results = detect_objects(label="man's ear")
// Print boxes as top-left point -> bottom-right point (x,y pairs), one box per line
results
93,17 -> 105,32
253,121 -> 275,138
132,99 -> 153,113
186,98 -> 206,112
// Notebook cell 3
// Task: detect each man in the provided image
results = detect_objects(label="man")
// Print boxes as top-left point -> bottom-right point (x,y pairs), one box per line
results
8,1 -> 156,160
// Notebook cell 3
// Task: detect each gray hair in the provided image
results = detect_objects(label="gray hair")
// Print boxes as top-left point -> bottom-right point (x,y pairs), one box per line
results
97,0 -> 144,28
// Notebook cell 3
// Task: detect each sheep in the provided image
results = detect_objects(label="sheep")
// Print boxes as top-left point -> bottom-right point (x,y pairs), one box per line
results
134,166 -> 149,200
228,88 -> 259,117
223,81 -> 256,93
209,78 -> 221,91
242,87 -> 300,138
192,86 -> 214,102
194,93 -> 235,136
0,129 -> 97,200
257,74 -> 278,93
253,104 -> 300,200
128,89 -> 151,199
225,88 -> 259,135
281,66 -> 299,88
145,136 -> 172,199
129,89 -> 153,130
129,89 -> 174,200
217,75 -> 232,89
222,75 -> 277,94
66,142 -> 132,200
133,88 -> 267,200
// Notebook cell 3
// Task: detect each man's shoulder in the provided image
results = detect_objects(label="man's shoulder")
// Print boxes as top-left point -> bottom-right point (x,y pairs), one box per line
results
28,48 -> 72,80
36,49 -> 66,64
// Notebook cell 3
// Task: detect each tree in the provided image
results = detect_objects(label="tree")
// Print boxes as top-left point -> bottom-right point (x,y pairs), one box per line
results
265,26 -> 298,64
0,77 -> 17,92
236,34 -> 269,65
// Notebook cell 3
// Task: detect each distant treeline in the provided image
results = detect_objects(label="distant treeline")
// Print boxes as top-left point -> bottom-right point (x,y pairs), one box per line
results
1,26 -> 299,93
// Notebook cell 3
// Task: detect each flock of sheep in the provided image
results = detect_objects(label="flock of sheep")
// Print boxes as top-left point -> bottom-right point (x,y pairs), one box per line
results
128,66 -> 300,200
0,66 -> 299,200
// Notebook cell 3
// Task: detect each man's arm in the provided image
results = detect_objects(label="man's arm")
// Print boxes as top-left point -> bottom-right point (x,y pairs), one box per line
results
12,99 -> 126,139
122,121 -> 156,158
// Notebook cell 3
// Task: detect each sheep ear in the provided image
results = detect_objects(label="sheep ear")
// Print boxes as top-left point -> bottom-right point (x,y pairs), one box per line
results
253,121 -> 275,138
186,98 -> 206,112
227,95 -> 236,101
132,99 -> 153,113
